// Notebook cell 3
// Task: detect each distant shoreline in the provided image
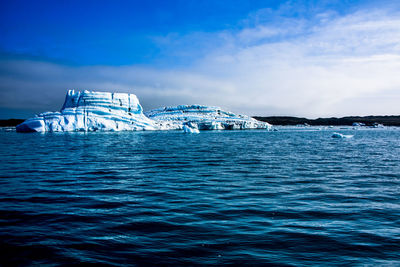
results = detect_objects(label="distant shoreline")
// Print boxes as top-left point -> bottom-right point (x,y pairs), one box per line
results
0,119 -> 25,127
1,116 -> 400,127
253,115 -> 400,126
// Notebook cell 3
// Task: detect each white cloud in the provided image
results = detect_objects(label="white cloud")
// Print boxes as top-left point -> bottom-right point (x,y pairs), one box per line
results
193,8 -> 400,116
1,6 -> 400,118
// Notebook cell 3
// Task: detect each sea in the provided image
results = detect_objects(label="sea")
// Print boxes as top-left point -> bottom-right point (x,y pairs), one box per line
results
0,126 -> 399,266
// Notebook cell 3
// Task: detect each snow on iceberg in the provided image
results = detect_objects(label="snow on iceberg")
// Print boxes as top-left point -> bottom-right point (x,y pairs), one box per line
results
16,90 -> 272,133
145,105 -> 271,130
16,90 -> 157,132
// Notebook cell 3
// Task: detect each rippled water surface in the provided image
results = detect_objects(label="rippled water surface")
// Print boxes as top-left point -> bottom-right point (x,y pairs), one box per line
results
1,127 -> 399,266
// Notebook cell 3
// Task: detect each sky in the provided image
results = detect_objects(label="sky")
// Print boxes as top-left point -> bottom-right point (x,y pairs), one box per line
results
0,0 -> 399,119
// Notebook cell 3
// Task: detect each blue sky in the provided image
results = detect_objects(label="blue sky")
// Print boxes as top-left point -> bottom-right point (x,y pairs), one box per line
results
1,0 -> 399,118
0,0 -> 284,65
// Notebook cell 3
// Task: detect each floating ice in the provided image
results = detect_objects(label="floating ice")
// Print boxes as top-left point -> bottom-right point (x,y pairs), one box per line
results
372,123 -> 384,128
16,90 -> 157,132
183,124 -> 200,134
16,90 -> 271,133
331,132 -> 354,138
145,105 -> 271,131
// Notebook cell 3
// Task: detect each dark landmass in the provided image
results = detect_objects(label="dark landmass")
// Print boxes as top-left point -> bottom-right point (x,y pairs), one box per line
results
253,116 -> 400,126
0,119 -> 25,127
2,116 -> 400,127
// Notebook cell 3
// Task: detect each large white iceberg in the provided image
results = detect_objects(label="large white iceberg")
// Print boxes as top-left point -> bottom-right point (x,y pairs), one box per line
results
16,90 -> 157,132
16,90 -> 271,132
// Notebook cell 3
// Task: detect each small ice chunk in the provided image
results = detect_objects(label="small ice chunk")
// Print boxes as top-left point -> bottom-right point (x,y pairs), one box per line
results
372,123 -> 384,128
332,132 -> 354,138
183,125 -> 200,134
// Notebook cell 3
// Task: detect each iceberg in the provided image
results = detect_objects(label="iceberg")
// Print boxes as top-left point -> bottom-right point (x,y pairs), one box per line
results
145,105 -> 271,130
372,123 -> 384,128
16,90 -> 157,132
183,124 -> 200,134
331,132 -> 354,138
16,90 -> 272,133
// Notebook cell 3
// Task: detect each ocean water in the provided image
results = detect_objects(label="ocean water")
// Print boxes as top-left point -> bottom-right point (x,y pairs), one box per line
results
0,127 -> 399,266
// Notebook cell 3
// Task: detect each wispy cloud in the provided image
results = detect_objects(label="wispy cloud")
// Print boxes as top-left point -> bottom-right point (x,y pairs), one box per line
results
1,5 -> 400,118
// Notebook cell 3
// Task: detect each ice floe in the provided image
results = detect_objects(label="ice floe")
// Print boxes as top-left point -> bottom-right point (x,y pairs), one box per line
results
183,124 -> 200,134
331,132 -> 354,138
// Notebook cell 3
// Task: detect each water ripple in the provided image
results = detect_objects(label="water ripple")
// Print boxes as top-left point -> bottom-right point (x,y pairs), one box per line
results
0,128 -> 399,265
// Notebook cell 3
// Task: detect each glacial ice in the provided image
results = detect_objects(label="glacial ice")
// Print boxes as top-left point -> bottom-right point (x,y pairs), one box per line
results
145,105 -> 271,131
183,124 -> 200,134
16,90 -> 271,133
331,132 -> 354,138
16,90 -> 157,132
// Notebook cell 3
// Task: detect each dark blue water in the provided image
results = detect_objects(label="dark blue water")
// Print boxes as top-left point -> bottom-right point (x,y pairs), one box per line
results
1,127 -> 399,266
